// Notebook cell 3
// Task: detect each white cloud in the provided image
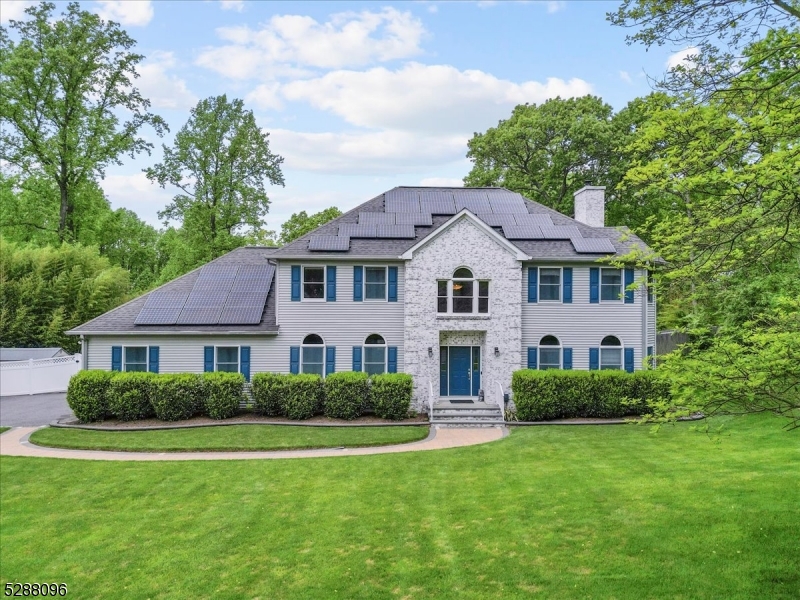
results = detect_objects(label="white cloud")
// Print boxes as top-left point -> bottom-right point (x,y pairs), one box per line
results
619,70 -> 632,84
195,7 -> 425,77
666,46 -> 699,70
281,63 -> 593,134
95,0 -> 153,26
136,52 -> 198,110
266,188 -> 353,230
219,0 -> 244,11
245,83 -> 284,110
419,177 -> 463,187
546,1 -> 566,13
0,0 -> 35,23
100,173 -> 174,226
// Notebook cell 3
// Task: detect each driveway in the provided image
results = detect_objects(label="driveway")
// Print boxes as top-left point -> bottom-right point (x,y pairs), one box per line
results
0,392 -> 74,427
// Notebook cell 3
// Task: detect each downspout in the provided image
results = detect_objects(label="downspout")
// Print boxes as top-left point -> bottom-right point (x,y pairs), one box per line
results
81,335 -> 87,370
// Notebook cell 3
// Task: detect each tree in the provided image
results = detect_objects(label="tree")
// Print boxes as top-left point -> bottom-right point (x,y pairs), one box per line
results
145,95 -> 284,264
279,207 -> 342,245
0,2 -> 167,242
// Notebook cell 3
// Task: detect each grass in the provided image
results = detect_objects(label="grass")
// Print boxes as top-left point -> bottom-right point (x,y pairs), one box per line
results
0,427 -> 9,435
29,424 -> 430,452
2,413 -> 798,599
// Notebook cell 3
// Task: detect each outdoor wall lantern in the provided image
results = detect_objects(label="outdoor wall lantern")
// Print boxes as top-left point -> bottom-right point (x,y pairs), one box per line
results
494,346 -> 500,357
428,347 -> 433,358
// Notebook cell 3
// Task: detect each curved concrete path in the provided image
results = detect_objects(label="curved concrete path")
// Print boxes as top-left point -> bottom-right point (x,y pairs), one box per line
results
0,426 -> 507,461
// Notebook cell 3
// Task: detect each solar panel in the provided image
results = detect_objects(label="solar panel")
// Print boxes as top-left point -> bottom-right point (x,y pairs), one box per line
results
385,189 -> 420,213
475,213 -> 517,228
539,225 -> 580,239
177,265 -> 238,324
514,213 -> 554,227
454,190 -> 492,213
338,224 -> 376,238
218,305 -> 265,325
488,194 -> 529,213
376,224 -> 416,238
359,212 -> 395,225
134,291 -> 189,325
217,264 -> 274,324
308,235 -> 351,251
395,212 -> 432,226
571,237 -> 617,253
502,225 -> 543,239
419,192 -> 457,215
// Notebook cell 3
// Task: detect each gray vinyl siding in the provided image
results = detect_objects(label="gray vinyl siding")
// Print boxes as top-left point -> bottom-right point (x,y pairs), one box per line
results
521,264 -> 647,370
276,261 -> 405,372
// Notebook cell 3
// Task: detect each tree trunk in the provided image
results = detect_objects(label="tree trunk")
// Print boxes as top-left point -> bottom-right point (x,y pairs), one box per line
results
58,179 -> 69,243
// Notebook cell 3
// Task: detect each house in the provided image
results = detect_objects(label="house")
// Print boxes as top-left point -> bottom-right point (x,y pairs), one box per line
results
0,347 -> 70,362
68,186 -> 656,417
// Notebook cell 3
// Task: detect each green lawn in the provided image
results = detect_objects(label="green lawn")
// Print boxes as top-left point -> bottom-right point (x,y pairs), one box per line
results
29,424 -> 430,452
0,427 -> 9,435
2,414 -> 798,599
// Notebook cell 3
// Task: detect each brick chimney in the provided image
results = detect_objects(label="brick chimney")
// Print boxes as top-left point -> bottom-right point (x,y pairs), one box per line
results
573,183 -> 605,228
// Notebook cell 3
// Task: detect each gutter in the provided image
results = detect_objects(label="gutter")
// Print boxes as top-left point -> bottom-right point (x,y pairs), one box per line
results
65,330 -> 280,337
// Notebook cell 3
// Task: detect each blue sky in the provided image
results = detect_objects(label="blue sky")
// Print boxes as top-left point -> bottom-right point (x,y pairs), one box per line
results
1,0 -> 694,234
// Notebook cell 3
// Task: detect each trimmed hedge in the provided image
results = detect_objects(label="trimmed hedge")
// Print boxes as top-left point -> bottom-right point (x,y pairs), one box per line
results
66,370 -> 115,423
511,369 -> 670,421
371,373 -> 413,420
107,372 -> 156,421
323,372 -> 369,420
281,374 -> 323,420
202,372 -> 245,420
150,374 -> 205,421
251,373 -> 288,416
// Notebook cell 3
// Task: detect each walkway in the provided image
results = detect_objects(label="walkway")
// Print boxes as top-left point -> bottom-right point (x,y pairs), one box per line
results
0,392 -> 73,427
0,425 -> 506,461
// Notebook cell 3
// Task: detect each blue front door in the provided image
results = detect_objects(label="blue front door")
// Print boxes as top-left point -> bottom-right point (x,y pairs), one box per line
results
449,347 -> 472,396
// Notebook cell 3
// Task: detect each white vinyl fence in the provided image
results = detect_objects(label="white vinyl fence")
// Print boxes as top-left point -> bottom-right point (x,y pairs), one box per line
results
0,354 -> 81,397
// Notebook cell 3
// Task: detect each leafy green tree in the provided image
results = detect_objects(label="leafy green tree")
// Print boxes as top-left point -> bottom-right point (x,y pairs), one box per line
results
0,2 -> 166,242
279,207 -> 342,245
145,95 -> 284,264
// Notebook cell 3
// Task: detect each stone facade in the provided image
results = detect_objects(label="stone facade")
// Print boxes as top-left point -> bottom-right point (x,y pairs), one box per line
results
404,215 -> 522,411
573,186 -> 606,228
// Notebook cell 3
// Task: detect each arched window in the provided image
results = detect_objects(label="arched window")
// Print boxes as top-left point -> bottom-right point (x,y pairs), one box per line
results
437,267 -> 489,314
600,336 -> 622,370
538,335 -> 561,370
363,334 -> 386,375
302,334 -> 325,376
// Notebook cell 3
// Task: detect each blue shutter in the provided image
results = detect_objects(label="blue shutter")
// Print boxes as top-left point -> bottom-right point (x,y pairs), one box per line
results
353,266 -> 363,301
148,346 -> 159,374
290,347 -> 300,374
527,347 -> 537,370
204,346 -> 214,372
562,348 -> 572,370
326,266 -> 336,302
624,348 -> 634,373
647,346 -> 654,368
624,268 -> 635,303
291,265 -> 301,301
240,346 -> 251,382
527,267 -> 538,303
352,346 -> 362,372
387,346 -> 398,373
562,267 -> 573,303
111,346 -> 122,372
325,346 -> 336,376
388,266 -> 398,302
589,268 -> 600,303
589,348 -> 599,370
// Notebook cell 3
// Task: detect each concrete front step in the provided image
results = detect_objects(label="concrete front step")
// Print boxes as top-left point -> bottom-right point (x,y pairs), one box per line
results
433,409 -> 502,417
434,420 -> 505,427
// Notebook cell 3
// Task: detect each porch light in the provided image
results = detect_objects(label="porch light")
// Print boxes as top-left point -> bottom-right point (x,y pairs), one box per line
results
428,347 -> 433,358
494,347 -> 500,357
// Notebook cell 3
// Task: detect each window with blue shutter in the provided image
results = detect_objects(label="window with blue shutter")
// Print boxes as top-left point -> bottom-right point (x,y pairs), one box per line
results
204,346 -> 214,372
562,267 -> 573,303
624,268 -> 635,304
111,346 -> 122,372
562,347 -> 572,370
589,268 -> 600,303
240,346 -> 251,381
291,266 -> 301,301
527,347 -> 537,369
388,266 -> 398,302
624,348 -> 634,373
589,348 -> 599,370
527,267 -> 538,303
647,345 -> 654,368
326,266 -> 337,301
325,346 -> 336,375
353,266 -> 363,301
352,346 -> 362,371
289,347 -> 300,374
148,346 -> 159,373
387,346 -> 398,373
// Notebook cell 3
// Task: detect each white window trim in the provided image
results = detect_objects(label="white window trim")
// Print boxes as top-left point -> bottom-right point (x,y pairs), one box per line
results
363,265 -> 388,303
600,267 -> 624,303
123,345 -> 149,372
599,336 -> 624,370
538,267 -> 563,303
301,265 -> 326,302
301,335 -> 326,377
363,335 -> 388,375
537,337 -> 562,370
437,270 -> 490,316
214,345 -> 240,373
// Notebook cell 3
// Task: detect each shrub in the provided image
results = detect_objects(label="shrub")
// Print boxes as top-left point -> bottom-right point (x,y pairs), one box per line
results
281,374 -> 323,420
589,370 -> 632,418
202,372 -> 245,419
107,372 -> 156,421
66,370 -> 115,422
252,373 -> 288,416
150,374 -> 205,421
371,373 -> 413,420
323,372 -> 369,420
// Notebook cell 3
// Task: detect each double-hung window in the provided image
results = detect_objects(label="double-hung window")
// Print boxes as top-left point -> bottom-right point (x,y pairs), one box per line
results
600,336 -> 623,370
363,334 -> 386,375
124,347 -> 147,372
216,347 -> 239,373
437,268 -> 489,314
301,334 -> 325,376
365,267 -> 387,301
538,336 -> 561,370
647,270 -> 654,303
601,268 -> 622,301
539,268 -> 561,302
303,266 -> 325,300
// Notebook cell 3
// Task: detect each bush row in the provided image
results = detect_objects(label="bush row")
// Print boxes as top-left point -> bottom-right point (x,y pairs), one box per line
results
252,372 -> 413,421
67,371 -> 245,423
511,369 -> 671,421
